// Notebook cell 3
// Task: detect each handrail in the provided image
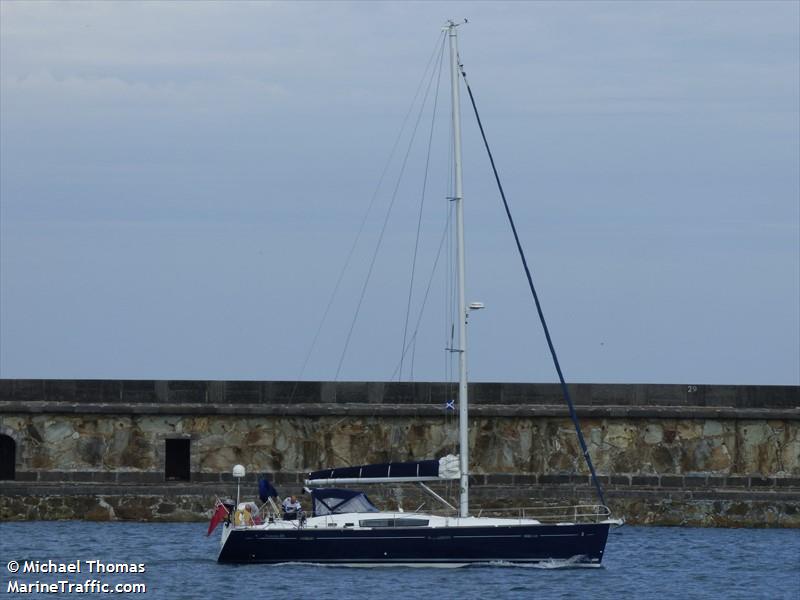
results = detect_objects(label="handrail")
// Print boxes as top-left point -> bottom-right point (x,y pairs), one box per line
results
470,504 -> 612,523
414,503 -> 613,523
230,504 -> 614,527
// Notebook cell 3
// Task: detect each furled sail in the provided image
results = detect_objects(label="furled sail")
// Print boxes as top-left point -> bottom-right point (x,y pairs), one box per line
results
305,454 -> 460,486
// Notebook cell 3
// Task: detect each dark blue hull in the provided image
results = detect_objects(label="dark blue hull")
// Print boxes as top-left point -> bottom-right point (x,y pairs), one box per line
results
217,522 -> 610,566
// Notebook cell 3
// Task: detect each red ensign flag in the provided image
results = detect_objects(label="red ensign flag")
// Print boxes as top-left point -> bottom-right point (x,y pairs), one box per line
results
206,503 -> 227,536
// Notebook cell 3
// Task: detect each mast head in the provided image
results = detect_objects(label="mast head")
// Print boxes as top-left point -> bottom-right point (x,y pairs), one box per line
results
443,19 -> 468,32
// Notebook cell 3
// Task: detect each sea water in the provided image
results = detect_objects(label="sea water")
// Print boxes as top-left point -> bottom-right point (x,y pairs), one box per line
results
0,522 -> 798,599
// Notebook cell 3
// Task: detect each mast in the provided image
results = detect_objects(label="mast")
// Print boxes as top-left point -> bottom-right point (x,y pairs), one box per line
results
447,20 -> 469,518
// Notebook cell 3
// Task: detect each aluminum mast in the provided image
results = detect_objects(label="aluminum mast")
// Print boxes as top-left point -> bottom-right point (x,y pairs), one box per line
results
447,20 -> 469,518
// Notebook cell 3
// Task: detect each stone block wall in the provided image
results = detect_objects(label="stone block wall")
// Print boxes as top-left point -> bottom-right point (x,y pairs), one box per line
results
1,379 -> 797,408
0,379 -> 798,526
1,414 -> 797,480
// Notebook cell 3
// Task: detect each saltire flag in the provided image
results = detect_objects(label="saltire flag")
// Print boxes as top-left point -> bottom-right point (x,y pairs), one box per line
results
206,499 -> 229,536
259,477 -> 279,503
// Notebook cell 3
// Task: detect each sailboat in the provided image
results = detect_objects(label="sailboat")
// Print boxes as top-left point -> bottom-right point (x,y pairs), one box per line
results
214,21 -> 621,567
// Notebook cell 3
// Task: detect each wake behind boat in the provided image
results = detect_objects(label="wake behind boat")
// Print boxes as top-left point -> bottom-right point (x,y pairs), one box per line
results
211,21 -> 622,567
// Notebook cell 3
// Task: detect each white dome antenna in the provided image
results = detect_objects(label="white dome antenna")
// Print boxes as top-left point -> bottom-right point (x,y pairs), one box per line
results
233,464 -> 246,508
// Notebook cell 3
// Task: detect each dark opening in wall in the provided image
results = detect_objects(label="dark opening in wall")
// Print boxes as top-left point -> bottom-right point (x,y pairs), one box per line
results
0,435 -> 16,480
165,438 -> 190,481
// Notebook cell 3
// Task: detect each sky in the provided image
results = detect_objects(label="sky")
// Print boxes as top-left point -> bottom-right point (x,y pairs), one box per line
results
1,1 -> 798,385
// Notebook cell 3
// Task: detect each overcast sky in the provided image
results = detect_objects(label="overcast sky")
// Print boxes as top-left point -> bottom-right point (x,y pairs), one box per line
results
1,1 -> 798,385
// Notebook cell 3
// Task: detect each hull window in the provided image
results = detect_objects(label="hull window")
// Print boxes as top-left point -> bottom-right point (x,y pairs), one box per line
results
359,518 -> 430,528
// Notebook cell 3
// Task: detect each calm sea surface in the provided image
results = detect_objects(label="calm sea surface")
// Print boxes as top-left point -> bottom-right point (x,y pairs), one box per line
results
0,522 -> 798,599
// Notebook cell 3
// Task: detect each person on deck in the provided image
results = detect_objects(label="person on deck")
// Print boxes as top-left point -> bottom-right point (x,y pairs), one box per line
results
281,495 -> 303,521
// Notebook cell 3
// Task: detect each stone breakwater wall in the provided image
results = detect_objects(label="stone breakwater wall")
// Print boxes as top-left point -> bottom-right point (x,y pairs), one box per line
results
0,379 -> 798,527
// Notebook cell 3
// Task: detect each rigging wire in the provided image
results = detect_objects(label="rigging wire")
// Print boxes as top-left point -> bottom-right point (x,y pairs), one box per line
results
335,32 -> 447,381
399,37 -> 447,382
458,62 -> 608,506
389,209 -> 452,381
289,32 -> 446,394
